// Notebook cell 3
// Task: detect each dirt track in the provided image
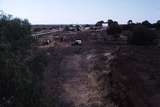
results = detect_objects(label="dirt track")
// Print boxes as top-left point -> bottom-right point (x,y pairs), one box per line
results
42,44 -> 117,107
60,54 -> 101,107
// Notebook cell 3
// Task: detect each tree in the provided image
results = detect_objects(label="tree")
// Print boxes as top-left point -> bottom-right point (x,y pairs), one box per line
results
155,20 -> 160,30
142,20 -> 151,28
156,20 -> 160,25
95,20 -> 104,27
127,20 -> 133,25
0,13 -> 46,107
107,19 -> 114,26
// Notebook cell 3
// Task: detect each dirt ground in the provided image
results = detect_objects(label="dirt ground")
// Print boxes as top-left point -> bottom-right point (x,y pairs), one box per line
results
36,30 -> 160,107
42,42 -> 118,107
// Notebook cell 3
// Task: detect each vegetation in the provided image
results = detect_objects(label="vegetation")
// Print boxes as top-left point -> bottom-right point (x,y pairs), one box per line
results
64,25 -> 70,31
95,20 -> 104,27
155,20 -> 160,30
107,19 -> 114,26
127,20 -> 133,25
0,13 -> 46,107
128,25 -> 158,45
142,20 -> 152,28
107,20 -> 122,35
75,25 -> 80,31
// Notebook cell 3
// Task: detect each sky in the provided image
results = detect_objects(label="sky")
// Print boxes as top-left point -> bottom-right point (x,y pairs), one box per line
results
0,0 -> 160,24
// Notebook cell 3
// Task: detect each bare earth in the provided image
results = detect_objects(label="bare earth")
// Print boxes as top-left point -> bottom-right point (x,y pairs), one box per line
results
38,30 -> 160,107
43,44 -> 117,107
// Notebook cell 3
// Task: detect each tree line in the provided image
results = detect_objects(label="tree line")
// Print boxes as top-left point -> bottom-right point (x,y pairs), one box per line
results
96,19 -> 160,45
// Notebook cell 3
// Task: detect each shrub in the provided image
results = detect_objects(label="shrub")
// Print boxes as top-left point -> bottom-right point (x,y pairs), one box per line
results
128,25 -> 158,45
64,25 -> 70,31
0,13 -> 46,107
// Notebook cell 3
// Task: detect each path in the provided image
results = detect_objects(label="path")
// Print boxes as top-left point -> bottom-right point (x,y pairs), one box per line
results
43,47 -> 116,107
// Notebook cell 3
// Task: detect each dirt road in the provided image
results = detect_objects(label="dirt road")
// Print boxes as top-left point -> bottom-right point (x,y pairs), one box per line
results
42,45 -> 116,107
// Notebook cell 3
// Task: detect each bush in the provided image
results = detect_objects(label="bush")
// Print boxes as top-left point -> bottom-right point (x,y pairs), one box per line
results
64,25 -> 70,31
155,20 -> 160,30
0,13 -> 46,107
142,20 -> 152,28
107,21 -> 122,35
128,25 -> 158,45
95,20 -> 104,27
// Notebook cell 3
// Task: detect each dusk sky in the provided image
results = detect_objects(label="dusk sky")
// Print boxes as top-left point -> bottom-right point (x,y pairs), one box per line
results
1,0 -> 160,24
